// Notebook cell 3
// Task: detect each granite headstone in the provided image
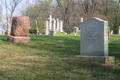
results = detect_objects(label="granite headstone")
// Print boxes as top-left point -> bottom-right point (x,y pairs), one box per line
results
80,17 -> 108,56
75,17 -> 115,64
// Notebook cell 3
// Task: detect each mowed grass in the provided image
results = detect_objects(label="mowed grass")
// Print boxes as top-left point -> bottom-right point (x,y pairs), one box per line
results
0,34 -> 120,80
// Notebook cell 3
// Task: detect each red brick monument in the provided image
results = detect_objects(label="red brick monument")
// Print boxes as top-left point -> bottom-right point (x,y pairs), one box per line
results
7,16 -> 31,43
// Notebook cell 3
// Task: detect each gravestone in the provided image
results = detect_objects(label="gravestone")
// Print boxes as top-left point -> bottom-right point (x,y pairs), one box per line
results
108,27 -> 110,41
6,23 -> 11,35
2,31 -> 5,35
0,30 -> 1,35
75,17 -> 115,64
35,20 -> 39,35
81,17 -> 83,22
73,27 -> 79,33
111,30 -> 113,34
119,26 -> 120,34
43,21 -> 49,35
57,18 -> 59,31
7,16 -> 31,43
60,20 -> 64,32
49,19 -> 57,36
52,18 -> 56,31
48,15 -> 52,30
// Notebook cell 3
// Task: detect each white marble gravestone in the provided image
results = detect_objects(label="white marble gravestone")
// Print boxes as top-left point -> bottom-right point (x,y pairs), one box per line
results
73,27 -> 79,33
2,31 -> 5,35
49,19 -> 57,36
35,20 -> 39,35
42,21 -> 49,35
60,20 -> 64,32
0,30 -> 1,35
52,18 -> 56,31
111,30 -> 113,34
7,23 -> 11,35
57,18 -> 59,31
81,17 -> 83,22
75,17 -> 115,64
48,15 -> 52,30
45,21 -> 49,35
119,26 -> 120,34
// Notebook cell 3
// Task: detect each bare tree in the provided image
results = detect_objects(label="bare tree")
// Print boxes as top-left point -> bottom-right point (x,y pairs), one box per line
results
54,0 -> 75,33
0,4 -> 2,22
0,0 -> 23,27
21,0 -> 52,32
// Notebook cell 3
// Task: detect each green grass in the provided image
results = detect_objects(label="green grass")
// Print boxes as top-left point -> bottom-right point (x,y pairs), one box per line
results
57,31 -> 67,36
68,32 -> 81,36
0,34 -> 120,80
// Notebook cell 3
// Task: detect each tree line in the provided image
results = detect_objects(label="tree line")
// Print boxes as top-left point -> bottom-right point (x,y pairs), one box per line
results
0,0 -> 120,34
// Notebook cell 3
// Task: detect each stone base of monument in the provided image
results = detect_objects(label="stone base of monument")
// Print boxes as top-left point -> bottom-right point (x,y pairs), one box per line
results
42,29 -> 49,35
75,56 -> 115,64
49,31 -> 57,36
7,35 -> 31,43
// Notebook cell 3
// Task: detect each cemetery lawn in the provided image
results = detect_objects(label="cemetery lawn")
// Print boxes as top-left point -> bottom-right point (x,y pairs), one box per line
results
0,34 -> 120,80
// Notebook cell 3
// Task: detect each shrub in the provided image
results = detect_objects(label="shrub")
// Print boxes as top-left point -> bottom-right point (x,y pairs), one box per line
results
29,28 -> 36,34
57,31 -> 66,36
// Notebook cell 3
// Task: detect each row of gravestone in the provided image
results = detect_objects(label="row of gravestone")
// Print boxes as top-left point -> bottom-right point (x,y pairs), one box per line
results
73,27 -> 119,34
0,30 -> 5,35
111,26 -> 120,34
0,30 -> 11,35
42,15 -> 64,36
0,22 -> 11,35
7,16 -> 115,64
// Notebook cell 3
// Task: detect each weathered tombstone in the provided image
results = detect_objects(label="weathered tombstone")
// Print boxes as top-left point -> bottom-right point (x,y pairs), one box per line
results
43,21 -> 49,35
108,27 -> 110,41
119,26 -> 120,34
48,15 -> 52,30
73,27 -> 76,33
73,27 -> 79,33
75,17 -> 115,64
49,19 -> 57,36
57,18 -> 59,31
35,20 -> 39,35
111,30 -> 113,34
0,30 -> 1,35
7,16 -> 31,43
2,31 -> 5,35
4,23 -> 7,34
53,18 -> 56,31
60,20 -> 64,32
7,23 -> 11,35
81,17 -> 83,22
73,27 -> 77,33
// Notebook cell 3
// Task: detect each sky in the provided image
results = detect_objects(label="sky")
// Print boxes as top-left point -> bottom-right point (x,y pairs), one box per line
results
1,0 -> 34,16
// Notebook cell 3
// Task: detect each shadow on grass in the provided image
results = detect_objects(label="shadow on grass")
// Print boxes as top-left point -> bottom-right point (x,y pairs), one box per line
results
0,35 -> 8,41
1,35 -> 120,59
10,35 -> 80,58
61,59 -> 120,79
0,35 -> 120,79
